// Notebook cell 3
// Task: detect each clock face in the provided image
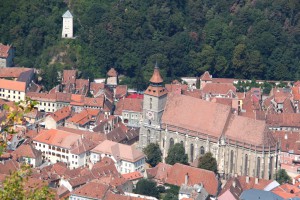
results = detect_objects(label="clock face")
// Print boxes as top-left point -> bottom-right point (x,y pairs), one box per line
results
146,111 -> 154,120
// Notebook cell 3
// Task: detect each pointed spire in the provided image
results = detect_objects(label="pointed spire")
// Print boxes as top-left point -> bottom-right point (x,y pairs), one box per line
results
149,62 -> 163,84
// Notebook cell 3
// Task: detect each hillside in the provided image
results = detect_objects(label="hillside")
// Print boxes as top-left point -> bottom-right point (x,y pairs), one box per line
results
1,0 -> 300,90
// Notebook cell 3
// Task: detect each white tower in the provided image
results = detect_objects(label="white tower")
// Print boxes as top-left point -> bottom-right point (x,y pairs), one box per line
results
62,10 -> 73,38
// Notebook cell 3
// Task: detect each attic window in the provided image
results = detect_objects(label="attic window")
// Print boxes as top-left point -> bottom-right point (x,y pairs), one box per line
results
148,89 -> 151,92
153,90 -> 156,93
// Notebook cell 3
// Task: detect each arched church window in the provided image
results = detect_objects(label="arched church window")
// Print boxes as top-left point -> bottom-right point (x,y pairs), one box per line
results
230,150 -> 234,173
257,157 -> 261,178
190,144 -> 194,162
200,146 -> 205,155
244,154 -> 248,175
150,98 -> 152,109
162,139 -> 165,148
169,138 -> 174,148
269,156 -> 273,179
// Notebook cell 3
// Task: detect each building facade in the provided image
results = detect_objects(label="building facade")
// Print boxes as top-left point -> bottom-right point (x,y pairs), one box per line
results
62,10 -> 73,38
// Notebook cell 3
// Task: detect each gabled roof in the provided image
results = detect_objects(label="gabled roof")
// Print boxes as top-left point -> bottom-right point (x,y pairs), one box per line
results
62,10 -> 73,18
0,79 -> 26,92
71,181 -> 110,199
240,189 -> 284,200
0,67 -> 31,78
122,171 -> 143,181
200,71 -> 212,81
13,144 -> 42,159
202,83 -> 236,95
165,163 -> 218,196
48,106 -> 72,122
91,140 -> 145,162
107,68 -> 118,77
114,98 -> 143,115
62,70 -> 76,85
0,43 -> 12,58
162,93 -> 231,138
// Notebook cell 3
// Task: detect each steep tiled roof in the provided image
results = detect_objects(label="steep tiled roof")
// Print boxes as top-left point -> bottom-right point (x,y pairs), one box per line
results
62,70 -> 76,85
144,85 -> 167,97
0,160 -> 20,175
12,144 -> 42,159
107,68 -> 118,77
114,98 -> 143,115
122,171 -> 143,181
27,92 -> 57,102
149,67 -> 163,83
90,82 -> 105,93
146,162 -> 172,183
48,106 -> 72,122
84,96 -> 104,107
267,113 -> 300,127
0,67 -> 31,78
273,131 -> 300,154
71,181 -> 110,199
200,71 -> 212,81
91,140 -> 145,162
0,43 -> 12,58
202,83 -> 236,95
75,79 -> 89,90
292,87 -> 300,101
165,163 -> 218,196
115,85 -> 127,99
0,79 -> 26,92
224,115 -> 276,147
66,109 -> 99,126
272,183 -> 300,199
162,94 -> 231,138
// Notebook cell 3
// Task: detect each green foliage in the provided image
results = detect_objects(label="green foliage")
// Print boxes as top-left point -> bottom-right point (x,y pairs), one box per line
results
198,152 -> 218,173
133,179 -> 159,198
0,165 -> 55,200
165,143 -> 188,165
2,0 -> 300,88
163,184 -> 180,200
143,143 -> 162,167
275,169 -> 291,184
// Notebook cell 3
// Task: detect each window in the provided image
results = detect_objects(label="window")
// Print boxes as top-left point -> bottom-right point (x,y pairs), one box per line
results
200,146 -> 205,155
230,150 -> 234,173
190,144 -> 194,162
147,130 -> 151,144
169,138 -> 174,148
257,157 -> 261,178
269,157 -> 273,179
150,98 -> 152,109
244,154 -> 248,175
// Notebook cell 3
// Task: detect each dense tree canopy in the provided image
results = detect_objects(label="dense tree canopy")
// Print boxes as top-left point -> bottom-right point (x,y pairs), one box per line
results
143,143 -> 162,167
275,169 -> 291,184
1,0 -> 300,90
198,152 -> 218,173
165,143 -> 188,165
133,179 -> 159,198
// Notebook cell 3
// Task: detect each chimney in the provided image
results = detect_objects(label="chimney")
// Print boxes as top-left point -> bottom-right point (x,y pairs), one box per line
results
255,177 -> 259,184
293,178 -> 296,185
185,173 -> 189,185
246,176 -> 250,183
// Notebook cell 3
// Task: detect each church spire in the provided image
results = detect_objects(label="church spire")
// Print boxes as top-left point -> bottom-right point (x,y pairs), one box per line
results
149,63 -> 163,84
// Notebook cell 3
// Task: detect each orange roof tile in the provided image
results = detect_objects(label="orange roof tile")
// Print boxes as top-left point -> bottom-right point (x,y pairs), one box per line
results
0,43 -> 12,58
49,106 -> 72,122
71,181 -> 110,199
202,83 -> 236,95
0,79 -> 26,92
107,68 -> 118,77
122,171 -> 143,181
200,71 -> 212,81
0,67 -> 31,78
149,67 -> 163,83
62,70 -> 77,84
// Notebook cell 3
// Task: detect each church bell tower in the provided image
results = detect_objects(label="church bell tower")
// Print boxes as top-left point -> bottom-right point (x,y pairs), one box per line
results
139,64 -> 168,148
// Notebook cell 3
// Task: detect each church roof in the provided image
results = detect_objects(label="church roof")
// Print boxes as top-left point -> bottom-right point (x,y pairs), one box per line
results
149,66 -> 163,83
62,10 -> 73,18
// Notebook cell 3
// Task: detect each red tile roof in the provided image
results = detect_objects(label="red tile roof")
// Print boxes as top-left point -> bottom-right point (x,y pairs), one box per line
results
62,70 -> 77,84
0,43 -> 12,58
115,85 -> 128,99
122,171 -> 143,181
162,93 -> 231,139
165,163 -> 218,196
107,68 -> 118,77
272,183 -> 300,199
200,71 -> 212,81
71,181 -> 110,199
114,98 -> 143,115
149,67 -> 163,83
202,83 -> 236,95
0,79 -> 26,92
267,113 -> 300,127
12,144 -> 42,159
0,67 -> 31,78
49,106 -> 72,122
273,131 -> 300,154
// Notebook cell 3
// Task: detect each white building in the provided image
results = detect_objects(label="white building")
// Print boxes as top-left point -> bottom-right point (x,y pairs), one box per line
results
90,140 -> 145,174
33,129 -> 96,169
0,79 -> 26,102
62,10 -> 73,38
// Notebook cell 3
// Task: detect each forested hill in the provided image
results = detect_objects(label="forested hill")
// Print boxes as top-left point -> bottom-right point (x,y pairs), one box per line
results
1,0 -> 300,90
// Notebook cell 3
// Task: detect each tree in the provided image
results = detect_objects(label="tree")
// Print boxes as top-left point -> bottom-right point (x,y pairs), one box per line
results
165,143 -> 188,165
0,165 -> 55,200
133,179 -> 159,198
198,152 -> 218,173
163,193 -> 177,200
143,143 -> 162,167
275,169 -> 291,184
